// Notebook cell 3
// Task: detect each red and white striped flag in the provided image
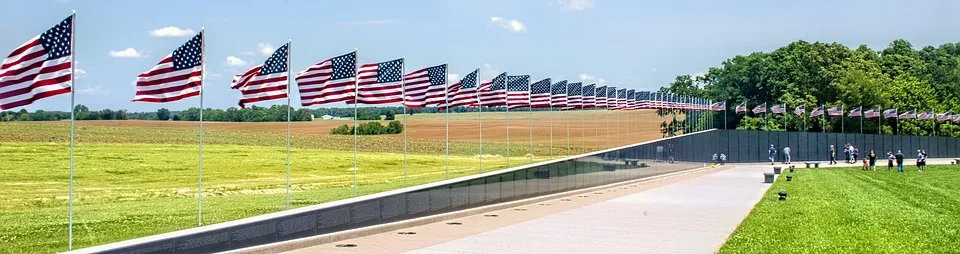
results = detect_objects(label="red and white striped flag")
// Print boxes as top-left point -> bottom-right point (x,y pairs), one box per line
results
529,78 -> 551,108
476,72 -> 506,107
0,15 -> 74,110
296,51 -> 357,106
133,32 -> 203,103
402,64 -> 446,108
440,69 -> 478,109
352,59 -> 404,104
506,75 -> 530,109
231,43 -> 289,108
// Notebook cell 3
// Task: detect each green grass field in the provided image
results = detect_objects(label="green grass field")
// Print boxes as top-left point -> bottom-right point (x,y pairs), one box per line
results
0,122 -> 565,253
720,166 -> 960,253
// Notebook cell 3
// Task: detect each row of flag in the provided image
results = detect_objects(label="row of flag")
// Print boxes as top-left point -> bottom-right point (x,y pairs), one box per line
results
1,15 -> 717,112
718,101 -> 960,122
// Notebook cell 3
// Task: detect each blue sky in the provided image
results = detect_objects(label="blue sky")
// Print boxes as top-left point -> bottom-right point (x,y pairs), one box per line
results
2,0 -> 959,112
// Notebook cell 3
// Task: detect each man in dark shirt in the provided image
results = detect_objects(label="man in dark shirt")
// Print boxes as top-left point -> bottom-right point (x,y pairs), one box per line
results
894,150 -> 905,173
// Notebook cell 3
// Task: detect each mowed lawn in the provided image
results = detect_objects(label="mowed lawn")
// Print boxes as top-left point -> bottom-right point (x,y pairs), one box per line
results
721,166 -> 960,253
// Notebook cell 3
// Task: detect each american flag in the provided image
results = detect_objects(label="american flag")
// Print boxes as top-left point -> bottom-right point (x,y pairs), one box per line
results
848,107 -> 862,117
506,75 -> 530,109
0,15 -> 73,110
811,105 -> 825,117
937,110 -> 953,121
827,105 -> 843,116
594,85 -> 607,108
709,102 -> 725,112
134,32 -> 203,103
402,64 -> 446,108
529,78 -> 551,108
865,108 -> 881,118
899,109 -> 917,119
953,114 -> 960,122
353,58 -> 403,104
477,72 -> 507,107
636,91 -> 651,109
625,89 -> 636,110
581,84 -> 595,108
735,101 -> 747,113
563,82 -> 581,110
606,86 -> 617,110
752,103 -> 767,114
423,66 -> 455,106
883,108 -> 898,119
296,51 -> 356,106
441,69 -> 478,109
232,42 -> 289,108
770,103 -> 786,114
551,80 -> 567,108
917,110 -> 934,120
794,104 -> 805,116
615,88 -> 627,109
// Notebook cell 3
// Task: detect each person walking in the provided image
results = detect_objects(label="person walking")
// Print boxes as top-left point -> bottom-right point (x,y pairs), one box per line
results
783,146 -> 792,164
844,144 -> 851,164
851,145 -> 858,164
887,151 -> 895,171
768,144 -> 777,165
829,145 -> 837,165
868,150 -> 877,171
895,150 -> 905,173
921,150 -> 928,171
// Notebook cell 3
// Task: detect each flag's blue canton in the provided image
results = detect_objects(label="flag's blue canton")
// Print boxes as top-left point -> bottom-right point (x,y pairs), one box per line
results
331,52 -> 356,80
490,73 -> 507,90
627,90 -> 635,100
583,84 -> 595,96
552,80 -> 567,95
607,87 -> 616,98
594,86 -> 605,97
460,69 -> 478,89
568,82 -> 582,95
507,75 -> 530,91
427,64 -> 447,86
259,43 -> 288,75
39,16 -> 72,60
532,78 -> 550,94
637,91 -> 648,100
172,33 -> 203,71
377,59 -> 403,83
618,89 -> 627,99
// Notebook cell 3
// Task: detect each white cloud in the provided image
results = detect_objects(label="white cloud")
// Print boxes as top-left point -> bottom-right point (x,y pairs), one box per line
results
241,51 -> 255,56
204,71 -> 222,80
447,73 -> 461,83
108,48 -> 143,58
75,68 -> 87,79
489,17 -> 526,33
579,73 -> 606,85
78,84 -> 107,95
339,20 -> 398,25
257,43 -> 275,56
481,63 -> 501,80
149,26 -> 196,37
555,0 -> 596,11
225,56 -> 248,66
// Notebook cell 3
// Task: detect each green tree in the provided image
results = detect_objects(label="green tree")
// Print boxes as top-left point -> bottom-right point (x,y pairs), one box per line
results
157,108 -> 170,121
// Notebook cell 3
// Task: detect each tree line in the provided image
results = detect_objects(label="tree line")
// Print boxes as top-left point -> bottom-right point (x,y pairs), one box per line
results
663,39 -> 960,137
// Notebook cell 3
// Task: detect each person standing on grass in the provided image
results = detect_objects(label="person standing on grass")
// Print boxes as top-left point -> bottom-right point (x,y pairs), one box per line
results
830,145 -> 837,165
783,146 -> 792,164
916,150 -> 923,171
922,150 -> 928,171
868,150 -> 877,171
844,144 -> 850,164
887,151 -> 895,171
895,150 -> 905,173
769,144 -> 777,165
852,145 -> 858,164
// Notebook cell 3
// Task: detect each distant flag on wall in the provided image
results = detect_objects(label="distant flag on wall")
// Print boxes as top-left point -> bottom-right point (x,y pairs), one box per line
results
506,75 -> 531,109
133,32 -> 203,103
402,64 -> 446,108
637,92 -> 652,109
296,51 -> 357,106
827,105 -> 843,116
625,89 -> 636,110
794,104 -> 805,116
735,101 -> 748,113
811,105 -> 825,117
352,58 -> 404,104
752,103 -> 767,114
0,15 -> 74,110
551,80 -> 568,108
231,42 -> 289,108
883,109 -> 898,119
529,78 -> 552,108
564,82 -> 582,110
476,72 -> 507,107
770,103 -> 786,114
899,109 -> 917,119
848,107 -> 863,117
594,85 -> 607,108
581,84 -> 595,108
606,86 -> 617,110
441,69 -> 478,109
864,108 -> 881,118
937,110 -> 953,122
614,88 -> 626,110
917,110 -> 934,120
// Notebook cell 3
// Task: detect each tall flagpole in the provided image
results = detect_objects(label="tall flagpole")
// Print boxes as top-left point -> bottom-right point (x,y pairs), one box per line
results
285,40 -> 292,209
860,105 -> 863,134
528,80 -> 533,163
352,49 -> 359,197
477,68 -> 483,173
197,28 -> 205,227
549,91 -> 553,157
505,74 -> 510,168
580,91 -> 585,154
401,57 -> 407,186
67,11 -> 76,250
444,65 -> 449,179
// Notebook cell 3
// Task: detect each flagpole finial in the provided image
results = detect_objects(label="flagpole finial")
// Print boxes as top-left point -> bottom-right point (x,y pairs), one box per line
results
72,10 -> 76,14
